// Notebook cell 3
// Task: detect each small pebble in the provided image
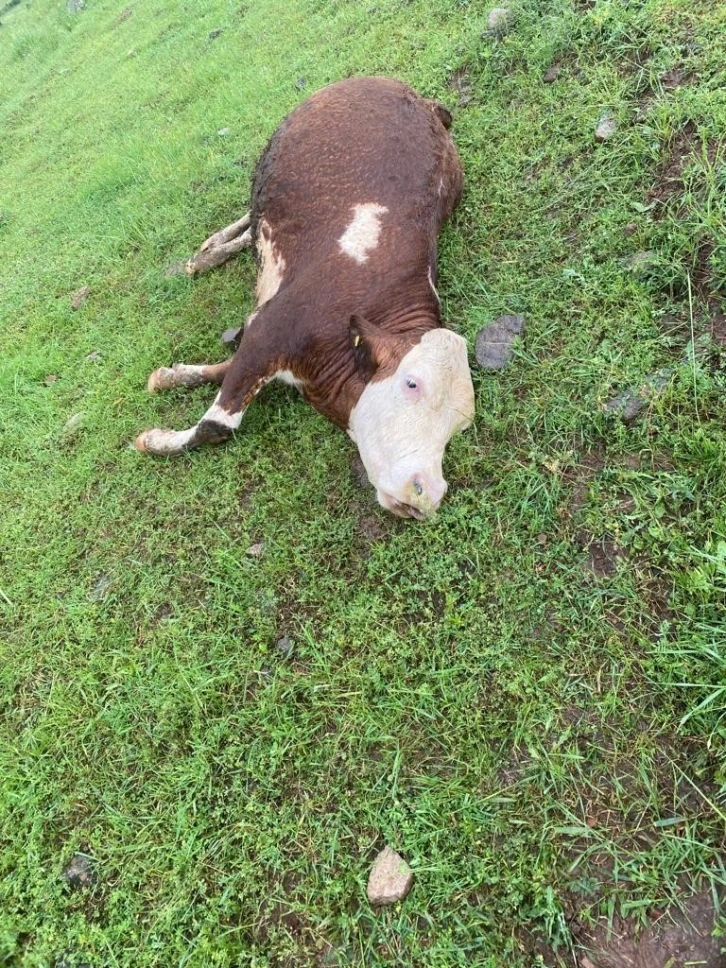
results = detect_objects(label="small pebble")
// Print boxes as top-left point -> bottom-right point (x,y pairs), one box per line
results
486,6 -> 513,36
295,77 -> 307,90
217,127 -> 230,137
221,326 -> 243,346
276,637 -> 294,658
63,853 -> 96,889
71,286 -> 90,310
625,250 -> 656,272
62,411 -> 86,435
44,374 -> 59,385
85,350 -> 102,362
367,846 -> 414,905
595,117 -> 618,142
624,222 -> 638,236
246,542 -> 264,558
543,66 -> 560,84
89,574 -> 112,602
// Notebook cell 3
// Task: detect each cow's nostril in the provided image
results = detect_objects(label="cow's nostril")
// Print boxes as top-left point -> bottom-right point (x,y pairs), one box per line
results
413,477 -> 424,496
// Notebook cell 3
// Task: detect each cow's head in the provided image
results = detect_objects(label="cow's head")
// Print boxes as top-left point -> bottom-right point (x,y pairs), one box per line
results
347,316 -> 475,519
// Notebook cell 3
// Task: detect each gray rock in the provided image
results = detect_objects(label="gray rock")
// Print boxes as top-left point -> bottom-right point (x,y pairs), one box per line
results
217,127 -> 230,137
246,542 -> 264,558
85,350 -> 102,362
276,637 -> 294,658
71,285 -> 90,310
487,6 -> 513,36
595,117 -> 618,142
66,0 -> 84,12
63,853 -> 96,889
543,66 -> 560,84
221,326 -> 242,346
625,250 -> 656,273
44,374 -> 59,385
603,368 -> 672,423
89,574 -> 112,602
367,846 -> 413,905
62,412 -> 86,435
475,314 -> 525,370
295,76 -> 307,90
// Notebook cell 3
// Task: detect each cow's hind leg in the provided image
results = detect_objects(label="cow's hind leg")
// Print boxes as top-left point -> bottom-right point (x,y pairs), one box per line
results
186,213 -> 253,276
146,359 -> 233,393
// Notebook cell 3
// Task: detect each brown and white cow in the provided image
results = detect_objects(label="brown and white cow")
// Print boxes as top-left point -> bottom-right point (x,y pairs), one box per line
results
136,76 -> 475,519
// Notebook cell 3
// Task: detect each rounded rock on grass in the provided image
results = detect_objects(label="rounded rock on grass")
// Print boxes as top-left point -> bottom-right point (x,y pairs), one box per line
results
221,326 -> 243,347
595,117 -> 618,142
486,6 -> 514,37
63,853 -> 96,889
475,314 -> 525,370
367,846 -> 413,906
70,285 -> 90,310
543,66 -> 560,83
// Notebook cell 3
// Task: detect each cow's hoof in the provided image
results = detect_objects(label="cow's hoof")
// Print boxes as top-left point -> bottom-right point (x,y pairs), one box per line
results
147,367 -> 175,393
135,431 -> 150,452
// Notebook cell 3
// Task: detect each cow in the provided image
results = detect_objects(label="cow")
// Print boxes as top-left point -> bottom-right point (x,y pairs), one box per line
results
136,76 -> 475,520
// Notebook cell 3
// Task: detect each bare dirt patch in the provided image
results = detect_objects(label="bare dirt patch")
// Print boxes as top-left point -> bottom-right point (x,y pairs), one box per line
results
647,122 -> 698,209
447,66 -> 473,107
573,889 -> 725,968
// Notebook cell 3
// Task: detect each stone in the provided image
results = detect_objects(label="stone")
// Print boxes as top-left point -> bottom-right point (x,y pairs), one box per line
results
89,574 -> 112,601
62,412 -> 86,435
295,76 -> 307,90
595,117 -> 618,142
367,847 -> 413,905
246,542 -> 264,558
603,368 -> 672,423
63,853 -> 96,889
70,285 -> 90,310
475,314 -> 525,370
623,222 -> 638,236
208,27 -> 223,39
66,0 -> 84,12
625,250 -> 656,273
217,127 -> 230,137
85,350 -> 102,361
543,66 -> 560,84
486,6 -> 513,36
276,636 -> 294,658
221,326 -> 243,346
44,374 -> 59,385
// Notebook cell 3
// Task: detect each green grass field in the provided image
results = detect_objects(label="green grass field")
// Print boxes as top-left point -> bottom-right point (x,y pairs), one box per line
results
2,0 -> 726,964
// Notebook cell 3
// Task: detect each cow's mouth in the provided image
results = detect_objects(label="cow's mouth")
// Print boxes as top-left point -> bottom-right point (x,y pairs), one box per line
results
378,491 -> 428,520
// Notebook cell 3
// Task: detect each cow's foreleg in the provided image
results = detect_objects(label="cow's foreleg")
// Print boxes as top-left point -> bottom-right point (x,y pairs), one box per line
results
146,360 -> 233,393
136,336 -> 278,457
186,213 -> 253,275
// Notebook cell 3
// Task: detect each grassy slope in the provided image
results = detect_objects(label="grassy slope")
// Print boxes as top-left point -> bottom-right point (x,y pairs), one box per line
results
1,0 -> 725,964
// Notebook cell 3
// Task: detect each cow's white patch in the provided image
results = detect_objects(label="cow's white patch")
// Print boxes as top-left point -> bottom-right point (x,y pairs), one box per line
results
256,218 -> 286,305
348,329 -> 474,519
245,310 -> 259,329
276,369 -> 304,391
205,393 -> 244,430
338,203 -> 388,264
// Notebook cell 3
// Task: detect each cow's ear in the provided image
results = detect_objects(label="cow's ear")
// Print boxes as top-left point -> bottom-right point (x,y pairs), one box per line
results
349,314 -> 385,380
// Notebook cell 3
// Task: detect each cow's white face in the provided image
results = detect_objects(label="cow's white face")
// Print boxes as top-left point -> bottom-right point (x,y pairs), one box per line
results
348,328 -> 475,519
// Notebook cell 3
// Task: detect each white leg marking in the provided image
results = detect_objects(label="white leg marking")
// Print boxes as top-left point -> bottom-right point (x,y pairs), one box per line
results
137,427 -> 197,455
204,392 -> 244,431
256,218 -> 286,305
338,203 -> 388,264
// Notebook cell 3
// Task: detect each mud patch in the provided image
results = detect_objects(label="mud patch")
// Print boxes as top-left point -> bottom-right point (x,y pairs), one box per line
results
574,889 -> 725,968
647,122 -> 698,208
579,535 -> 623,579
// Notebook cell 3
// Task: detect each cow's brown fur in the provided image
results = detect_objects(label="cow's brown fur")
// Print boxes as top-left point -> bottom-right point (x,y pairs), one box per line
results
214,76 -> 463,429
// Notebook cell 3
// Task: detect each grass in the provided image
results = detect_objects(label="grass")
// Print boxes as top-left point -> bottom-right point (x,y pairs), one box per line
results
1,0 -> 726,964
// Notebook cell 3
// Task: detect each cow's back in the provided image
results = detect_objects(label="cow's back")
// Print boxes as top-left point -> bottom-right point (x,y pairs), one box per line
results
250,77 -> 462,278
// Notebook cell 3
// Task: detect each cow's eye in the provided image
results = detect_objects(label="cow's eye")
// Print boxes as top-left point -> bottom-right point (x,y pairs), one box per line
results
406,379 -> 418,390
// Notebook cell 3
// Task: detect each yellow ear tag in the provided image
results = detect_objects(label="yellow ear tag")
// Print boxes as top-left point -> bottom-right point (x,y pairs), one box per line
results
354,335 -> 361,347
